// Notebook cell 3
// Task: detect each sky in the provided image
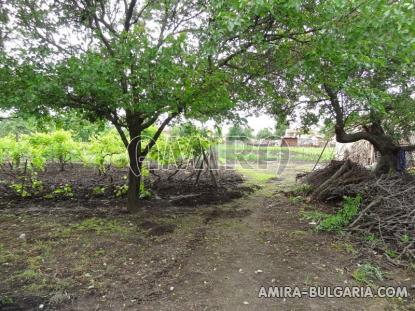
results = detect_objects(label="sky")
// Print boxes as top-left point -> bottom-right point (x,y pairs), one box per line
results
198,111 -> 276,135
244,114 -> 276,133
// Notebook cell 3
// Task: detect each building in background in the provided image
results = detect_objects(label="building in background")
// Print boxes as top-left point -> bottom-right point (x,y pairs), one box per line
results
280,129 -> 327,147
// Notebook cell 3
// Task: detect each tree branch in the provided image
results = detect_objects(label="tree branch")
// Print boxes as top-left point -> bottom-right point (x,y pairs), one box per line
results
110,113 -> 129,147
141,112 -> 179,157
218,42 -> 253,67
130,0 -> 155,28
141,112 -> 162,129
124,0 -> 138,31
91,15 -> 114,54
323,84 -> 398,151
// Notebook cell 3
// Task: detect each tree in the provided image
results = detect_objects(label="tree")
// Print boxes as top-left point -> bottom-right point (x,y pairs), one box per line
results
256,128 -> 276,140
227,124 -> 253,142
281,0 -> 415,175
221,0 -> 415,175
3,0 -> 234,211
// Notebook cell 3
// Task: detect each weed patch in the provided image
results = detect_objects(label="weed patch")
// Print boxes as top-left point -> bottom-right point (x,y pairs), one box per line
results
352,263 -> 383,285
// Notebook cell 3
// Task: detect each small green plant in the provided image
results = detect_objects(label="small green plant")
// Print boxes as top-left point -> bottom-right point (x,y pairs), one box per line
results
343,243 -> 357,255
10,183 -> 31,198
352,263 -> 383,285
31,177 -> 43,192
45,184 -> 74,199
401,234 -> 411,243
293,183 -> 312,196
92,186 -> 106,195
300,210 -> 329,223
289,195 -> 304,204
0,296 -> 14,306
114,183 -> 151,199
365,233 -> 377,242
317,195 -> 361,232
139,184 -> 152,199
12,269 -> 40,283
53,184 -> 73,198
365,234 -> 380,248
114,184 -> 128,197
386,249 -> 398,258
71,218 -> 131,235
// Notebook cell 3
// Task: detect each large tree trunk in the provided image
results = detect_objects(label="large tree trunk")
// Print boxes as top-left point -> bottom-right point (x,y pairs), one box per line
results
122,111 -> 179,212
375,148 -> 399,176
127,127 -> 143,213
127,162 -> 142,213
323,84 -> 405,176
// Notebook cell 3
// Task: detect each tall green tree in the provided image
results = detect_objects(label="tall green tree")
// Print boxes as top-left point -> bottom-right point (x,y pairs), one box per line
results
2,0 -> 234,211
215,0 -> 415,174
227,124 -> 253,141
256,127 -> 277,140
275,0 -> 415,174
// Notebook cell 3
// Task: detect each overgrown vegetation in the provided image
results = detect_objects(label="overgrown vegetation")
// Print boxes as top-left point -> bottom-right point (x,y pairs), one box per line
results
300,195 -> 361,232
218,144 -> 334,164
352,263 -> 384,286
317,195 -> 361,232
0,126 -> 220,199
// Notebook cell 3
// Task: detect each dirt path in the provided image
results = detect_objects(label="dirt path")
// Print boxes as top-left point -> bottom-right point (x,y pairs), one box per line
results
138,173 -> 410,311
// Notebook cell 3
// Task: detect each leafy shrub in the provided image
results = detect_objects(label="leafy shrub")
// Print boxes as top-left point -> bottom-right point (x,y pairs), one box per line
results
29,130 -> 80,171
81,129 -> 127,174
44,184 -> 73,199
10,183 -> 31,198
92,186 -> 106,195
0,130 -> 80,172
0,135 -> 35,170
149,125 -> 217,168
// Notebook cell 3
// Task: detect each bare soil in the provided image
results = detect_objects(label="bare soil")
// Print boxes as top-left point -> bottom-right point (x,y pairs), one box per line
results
0,164 -> 251,210
0,162 -> 414,310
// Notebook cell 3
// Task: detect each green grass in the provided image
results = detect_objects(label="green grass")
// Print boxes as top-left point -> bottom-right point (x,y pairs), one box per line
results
300,210 -> 330,223
217,144 -> 335,163
70,218 -> 134,235
301,195 -> 361,232
236,167 -> 276,183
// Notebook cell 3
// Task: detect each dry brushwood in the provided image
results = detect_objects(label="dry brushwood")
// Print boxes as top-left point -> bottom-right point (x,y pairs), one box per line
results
302,161 -> 415,263
301,160 -> 374,202
347,176 -> 415,262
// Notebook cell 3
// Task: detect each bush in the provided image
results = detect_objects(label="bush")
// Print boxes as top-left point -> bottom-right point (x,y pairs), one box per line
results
29,130 -> 80,171
81,129 -> 128,174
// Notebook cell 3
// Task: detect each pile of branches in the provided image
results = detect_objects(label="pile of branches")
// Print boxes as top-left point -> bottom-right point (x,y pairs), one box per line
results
300,160 -> 415,263
302,160 -> 374,202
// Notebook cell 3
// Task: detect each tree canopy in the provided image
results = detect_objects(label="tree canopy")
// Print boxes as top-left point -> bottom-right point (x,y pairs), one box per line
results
213,0 -> 415,174
1,0 -> 236,211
